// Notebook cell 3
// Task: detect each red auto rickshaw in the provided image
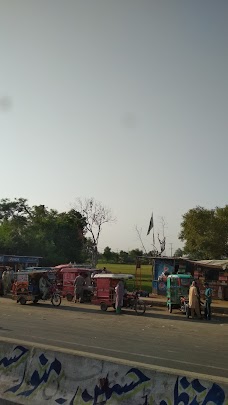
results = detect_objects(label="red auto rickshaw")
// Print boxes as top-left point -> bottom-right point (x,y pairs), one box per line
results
58,267 -> 94,302
92,274 -> 146,315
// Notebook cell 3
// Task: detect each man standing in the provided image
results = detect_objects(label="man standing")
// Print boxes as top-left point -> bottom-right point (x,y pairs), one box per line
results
115,279 -> 125,314
195,280 -> 201,316
189,281 -> 201,319
204,283 -> 213,320
74,273 -> 85,303
2,270 -> 11,295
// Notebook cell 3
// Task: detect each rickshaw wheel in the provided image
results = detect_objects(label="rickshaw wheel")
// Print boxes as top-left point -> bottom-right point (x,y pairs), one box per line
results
19,297 -> 26,305
135,300 -> 146,315
66,294 -> 73,302
51,294 -> 61,307
100,303 -> 108,311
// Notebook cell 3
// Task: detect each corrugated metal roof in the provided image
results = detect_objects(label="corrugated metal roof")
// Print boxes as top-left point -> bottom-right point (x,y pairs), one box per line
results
192,260 -> 228,270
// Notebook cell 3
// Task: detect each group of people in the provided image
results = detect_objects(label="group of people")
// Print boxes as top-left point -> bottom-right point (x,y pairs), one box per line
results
189,280 -> 212,320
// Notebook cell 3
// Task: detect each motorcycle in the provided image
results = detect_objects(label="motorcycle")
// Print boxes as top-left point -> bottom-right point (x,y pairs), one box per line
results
180,296 -> 190,317
32,285 -> 62,306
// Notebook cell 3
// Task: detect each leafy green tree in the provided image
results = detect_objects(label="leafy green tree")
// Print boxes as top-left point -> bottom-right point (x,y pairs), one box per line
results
128,249 -> 144,263
179,206 -> 228,259
0,198 -> 31,221
0,198 -> 86,265
174,248 -> 183,257
0,198 -> 31,254
103,246 -> 113,262
119,250 -> 129,264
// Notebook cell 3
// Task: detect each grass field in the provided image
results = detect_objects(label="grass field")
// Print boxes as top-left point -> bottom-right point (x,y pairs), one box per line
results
97,263 -> 153,293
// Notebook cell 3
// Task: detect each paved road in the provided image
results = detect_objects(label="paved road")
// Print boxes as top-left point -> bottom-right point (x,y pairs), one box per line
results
0,298 -> 228,378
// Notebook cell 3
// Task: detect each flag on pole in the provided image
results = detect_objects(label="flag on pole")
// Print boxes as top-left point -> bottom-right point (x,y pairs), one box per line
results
147,213 -> 154,236
153,228 -> 155,245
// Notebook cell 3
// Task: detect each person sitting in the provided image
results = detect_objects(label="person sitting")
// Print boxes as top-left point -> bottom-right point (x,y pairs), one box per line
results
39,274 -> 51,299
30,278 -> 39,295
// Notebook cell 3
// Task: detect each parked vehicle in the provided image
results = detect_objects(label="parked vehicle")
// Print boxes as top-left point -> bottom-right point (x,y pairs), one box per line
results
57,267 -> 94,302
180,295 -> 190,317
12,270 -> 61,306
166,274 -> 194,314
92,274 -> 146,315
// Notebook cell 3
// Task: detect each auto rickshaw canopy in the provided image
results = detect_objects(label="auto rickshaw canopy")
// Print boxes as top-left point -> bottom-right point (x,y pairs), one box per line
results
93,273 -> 134,279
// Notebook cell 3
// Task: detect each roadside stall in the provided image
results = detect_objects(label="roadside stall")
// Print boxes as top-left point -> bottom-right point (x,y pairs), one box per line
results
191,260 -> 228,301
152,257 -> 193,296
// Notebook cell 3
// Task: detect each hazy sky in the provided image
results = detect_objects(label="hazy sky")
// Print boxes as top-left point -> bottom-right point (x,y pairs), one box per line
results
0,0 -> 227,254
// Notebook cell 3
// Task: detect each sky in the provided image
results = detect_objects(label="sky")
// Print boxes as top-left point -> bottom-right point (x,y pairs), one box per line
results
0,0 -> 227,255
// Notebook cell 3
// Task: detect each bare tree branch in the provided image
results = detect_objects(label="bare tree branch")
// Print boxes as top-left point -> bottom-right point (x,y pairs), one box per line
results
75,197 -> 116,266
135,226 -> 147,254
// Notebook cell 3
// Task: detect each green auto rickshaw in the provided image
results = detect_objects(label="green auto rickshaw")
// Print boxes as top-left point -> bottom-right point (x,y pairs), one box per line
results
166,274 -> 194,314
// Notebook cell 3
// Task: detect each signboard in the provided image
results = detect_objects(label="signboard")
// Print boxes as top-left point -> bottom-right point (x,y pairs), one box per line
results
17,274 -> 28,282
158,281 -> 167,293
0,256 -> 40,263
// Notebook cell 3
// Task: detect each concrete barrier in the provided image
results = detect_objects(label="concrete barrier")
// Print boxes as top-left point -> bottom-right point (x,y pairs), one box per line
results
0,337 -> 227,405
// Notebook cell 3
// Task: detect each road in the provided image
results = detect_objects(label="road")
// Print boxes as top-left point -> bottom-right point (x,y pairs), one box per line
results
0,298 -> 228,378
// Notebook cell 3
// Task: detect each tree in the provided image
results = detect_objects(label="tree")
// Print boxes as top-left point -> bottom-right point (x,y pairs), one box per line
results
0,198 -> 87,265
119,250 -> 129,264
174,248 -> 183,257
179,206 -> 228,259
103,246 -> 113,262
0,198 -> 31,221
128,249 -> 144,263
0,198 -> 31,254
75,198 -> 115,266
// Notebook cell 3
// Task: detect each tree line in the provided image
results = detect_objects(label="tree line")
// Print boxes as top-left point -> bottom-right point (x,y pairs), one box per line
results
100,247 -> 155,265
0,198 -> 227,265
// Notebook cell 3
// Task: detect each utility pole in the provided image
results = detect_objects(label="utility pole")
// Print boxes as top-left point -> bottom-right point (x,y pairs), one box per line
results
169,243 -> 173,257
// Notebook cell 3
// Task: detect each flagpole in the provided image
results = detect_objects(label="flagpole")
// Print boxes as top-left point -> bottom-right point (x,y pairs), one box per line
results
153,213 -> 155,247
147,212 -> 157,254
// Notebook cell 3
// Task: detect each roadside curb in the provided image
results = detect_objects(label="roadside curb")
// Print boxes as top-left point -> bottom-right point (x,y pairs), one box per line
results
148,300 -> 228,315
